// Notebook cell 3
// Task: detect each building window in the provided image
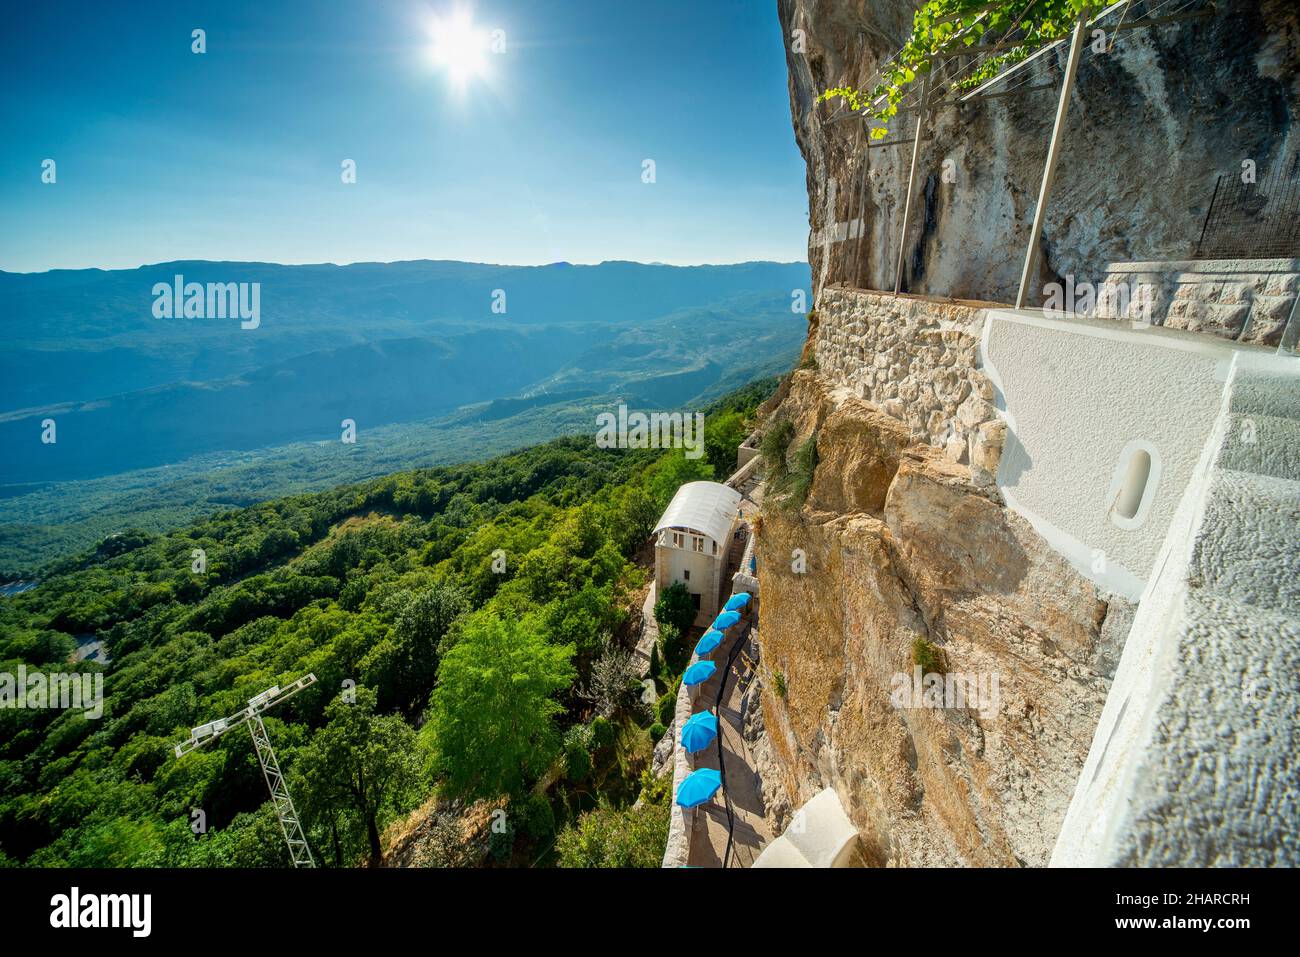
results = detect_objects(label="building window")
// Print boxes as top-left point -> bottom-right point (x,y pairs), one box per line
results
691,593 -> 701,610
683,570 -> 690,581
712,541 -> 719,555
672,532 -> 684,548
692,535 -> 705,553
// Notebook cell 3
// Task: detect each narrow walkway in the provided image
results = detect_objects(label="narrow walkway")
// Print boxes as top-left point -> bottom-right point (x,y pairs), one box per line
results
686,623 -> 772,867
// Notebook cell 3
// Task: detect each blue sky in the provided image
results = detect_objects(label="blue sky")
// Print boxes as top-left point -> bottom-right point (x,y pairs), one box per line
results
0,0 -> 809,273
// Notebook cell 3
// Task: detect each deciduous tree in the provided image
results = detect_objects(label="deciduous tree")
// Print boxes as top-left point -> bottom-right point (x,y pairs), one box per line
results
423,614 -> 575,802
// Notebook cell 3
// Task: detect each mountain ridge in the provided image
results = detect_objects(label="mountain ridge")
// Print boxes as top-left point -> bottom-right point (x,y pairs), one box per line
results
0,260 -> 809,570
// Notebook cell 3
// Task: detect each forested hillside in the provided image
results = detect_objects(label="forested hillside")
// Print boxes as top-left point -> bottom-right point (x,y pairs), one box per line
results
0,260 -> 808,485
0,380 -> 772,867
0,260 -> 806,573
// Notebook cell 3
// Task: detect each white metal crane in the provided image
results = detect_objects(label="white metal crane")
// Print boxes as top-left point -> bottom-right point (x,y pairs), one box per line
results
173,673 -> 318,868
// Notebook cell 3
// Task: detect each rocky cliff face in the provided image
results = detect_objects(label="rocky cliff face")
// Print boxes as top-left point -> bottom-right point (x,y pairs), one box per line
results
745,0 -> 1292,867
749,369 -> 1132,865
778,0 -> 1300,301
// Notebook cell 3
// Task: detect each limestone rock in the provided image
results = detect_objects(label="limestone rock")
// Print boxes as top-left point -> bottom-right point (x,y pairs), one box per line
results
652,719 -> 676,778
778,0 -> 1299,302
809,396 -> 911,513
970,418 -> 1007,483
752,371 -> 1116,866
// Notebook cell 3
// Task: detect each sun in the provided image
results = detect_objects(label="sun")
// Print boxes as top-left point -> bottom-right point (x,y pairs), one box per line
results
427,10 -> 491,90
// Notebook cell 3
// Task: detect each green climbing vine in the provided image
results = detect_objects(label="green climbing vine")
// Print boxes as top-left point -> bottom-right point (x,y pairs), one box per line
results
818,0 -> 1096,139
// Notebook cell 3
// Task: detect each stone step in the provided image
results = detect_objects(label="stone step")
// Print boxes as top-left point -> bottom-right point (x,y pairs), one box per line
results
1229,370 -> 1300,421
1191,468 -> 1300,614
1216,412 -> 1300,481
1153,586 -> 1300,863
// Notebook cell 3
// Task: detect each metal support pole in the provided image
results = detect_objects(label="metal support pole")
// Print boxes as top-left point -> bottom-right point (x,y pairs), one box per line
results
1278,290 -> 1300,358
894,68 -> 932,296
249,715 -> 316,868
1015,10 -> 1091,310
851,128 -> 870,287
1196,174 -> 1223,257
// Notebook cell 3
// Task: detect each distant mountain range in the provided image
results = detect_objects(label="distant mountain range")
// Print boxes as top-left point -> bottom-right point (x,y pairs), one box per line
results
0,259 -> 809,570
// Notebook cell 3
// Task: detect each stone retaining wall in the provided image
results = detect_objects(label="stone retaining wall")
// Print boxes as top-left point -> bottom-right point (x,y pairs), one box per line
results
810,287 -> 1005,481
1101,259 -> 1299,347
660,656 -> 696,868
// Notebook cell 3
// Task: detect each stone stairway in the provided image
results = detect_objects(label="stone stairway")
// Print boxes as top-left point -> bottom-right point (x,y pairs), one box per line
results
1200,369 -> 1300,613
1112,363 -> 1300,865
1052,359 -> 1300,866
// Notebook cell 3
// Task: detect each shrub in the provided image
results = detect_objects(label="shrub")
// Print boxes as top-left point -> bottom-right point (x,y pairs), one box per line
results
760,418 -> 795,479
775,433 -> 818,510
582,647 -> 643,719
555,779 -> 669,869
649,722 -> 667,744
589,715 -> 615,752
658,623 -> 690,675
654,580 -> 696,634
488,818 -> 515,863
518,793 -> 555,840
656,692 -> 676,726
911,638 -> 947,674
772,670 -> 787,699
563,724 -> 593,782
565,738 -> 593,782
636,767 -> 671,806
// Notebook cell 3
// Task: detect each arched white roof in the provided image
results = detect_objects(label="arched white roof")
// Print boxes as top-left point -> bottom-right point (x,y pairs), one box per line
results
653,481 -> 742,546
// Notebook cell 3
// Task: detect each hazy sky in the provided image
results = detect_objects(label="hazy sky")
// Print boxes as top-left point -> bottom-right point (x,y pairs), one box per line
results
0,0 -> 810,273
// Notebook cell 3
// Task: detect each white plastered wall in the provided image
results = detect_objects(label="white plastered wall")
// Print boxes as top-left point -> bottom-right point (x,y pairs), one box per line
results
981,309 -> 1238,599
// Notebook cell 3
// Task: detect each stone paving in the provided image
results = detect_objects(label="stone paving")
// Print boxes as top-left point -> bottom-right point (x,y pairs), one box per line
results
686,623 -> 772,868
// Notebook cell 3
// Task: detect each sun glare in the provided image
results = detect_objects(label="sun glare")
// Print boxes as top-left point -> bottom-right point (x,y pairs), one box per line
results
428,10 -> 491,90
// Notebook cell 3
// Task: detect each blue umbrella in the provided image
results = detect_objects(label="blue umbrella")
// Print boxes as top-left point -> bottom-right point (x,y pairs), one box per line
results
675,767 -> 722,808
682,660 -> 717,686
712,610 -> 741,631
725,592 -> 752,612
680,711 -> 719,753
694,629 -> 723,656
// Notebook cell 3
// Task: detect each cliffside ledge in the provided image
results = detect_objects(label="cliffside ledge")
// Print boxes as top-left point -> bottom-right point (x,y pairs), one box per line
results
748,355 -> 1129,865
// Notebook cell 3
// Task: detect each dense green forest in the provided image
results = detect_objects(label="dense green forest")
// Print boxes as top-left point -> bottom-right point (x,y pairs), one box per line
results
0,380 -> 770,868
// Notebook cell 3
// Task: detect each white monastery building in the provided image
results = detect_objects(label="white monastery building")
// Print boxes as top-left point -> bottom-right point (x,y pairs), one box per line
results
653,481 -> 742,628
